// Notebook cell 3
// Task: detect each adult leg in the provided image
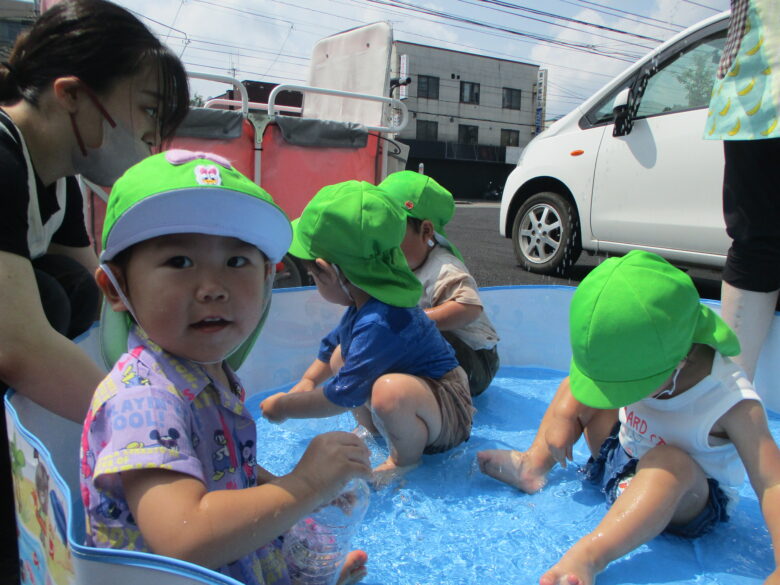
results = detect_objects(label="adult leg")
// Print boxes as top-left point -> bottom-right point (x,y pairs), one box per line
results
32,254 -> 99,339
540,445 -> 710,585
719,138 -> 780,410
369,373 -> 442,471
477,376 -> 617,493
32,266 -> 70,336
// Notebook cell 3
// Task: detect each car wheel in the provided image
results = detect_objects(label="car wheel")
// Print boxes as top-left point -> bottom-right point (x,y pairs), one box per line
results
273,254 -> 309,288
512,191 -> 582,275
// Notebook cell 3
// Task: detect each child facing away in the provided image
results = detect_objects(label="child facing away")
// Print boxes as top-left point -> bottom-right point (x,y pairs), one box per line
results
477,250 -> 780,585
379,171 -> 500,397
260,180 -> 474,479
80,151 -> 371,585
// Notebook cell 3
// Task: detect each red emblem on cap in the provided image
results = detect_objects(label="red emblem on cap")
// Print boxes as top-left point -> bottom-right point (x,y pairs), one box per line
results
404,200 -> 415,210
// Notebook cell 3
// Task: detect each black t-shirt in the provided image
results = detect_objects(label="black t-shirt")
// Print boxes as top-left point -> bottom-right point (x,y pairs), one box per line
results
0,110 -> 89,259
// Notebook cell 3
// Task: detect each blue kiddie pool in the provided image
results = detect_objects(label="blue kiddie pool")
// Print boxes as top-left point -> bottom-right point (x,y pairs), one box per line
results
6,286 -> 777,585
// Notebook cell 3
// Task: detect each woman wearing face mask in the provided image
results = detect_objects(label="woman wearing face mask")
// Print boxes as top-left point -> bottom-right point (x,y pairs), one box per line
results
0,0 -> 188,579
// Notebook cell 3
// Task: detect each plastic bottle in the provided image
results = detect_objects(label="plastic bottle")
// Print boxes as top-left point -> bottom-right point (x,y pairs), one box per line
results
283,430 -> 371,585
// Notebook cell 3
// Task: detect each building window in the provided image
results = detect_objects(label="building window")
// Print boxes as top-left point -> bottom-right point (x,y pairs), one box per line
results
417,75 -> 439,100
501,129 -> 520,147
416,120 -> 438,141
458,124 -> 479,145
460,81 -> 480,104
503,87 -> 522,110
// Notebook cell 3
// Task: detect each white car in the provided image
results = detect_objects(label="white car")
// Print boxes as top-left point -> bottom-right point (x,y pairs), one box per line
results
500,11 -> 730,275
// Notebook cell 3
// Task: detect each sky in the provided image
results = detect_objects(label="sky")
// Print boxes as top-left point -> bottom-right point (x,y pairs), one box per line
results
109,0 -> 731,120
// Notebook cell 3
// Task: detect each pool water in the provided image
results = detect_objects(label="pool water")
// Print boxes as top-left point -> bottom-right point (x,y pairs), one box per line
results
245,366 -> 775,585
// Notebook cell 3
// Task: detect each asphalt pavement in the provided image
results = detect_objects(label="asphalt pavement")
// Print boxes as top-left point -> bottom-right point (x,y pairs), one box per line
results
447,201 -> 725,301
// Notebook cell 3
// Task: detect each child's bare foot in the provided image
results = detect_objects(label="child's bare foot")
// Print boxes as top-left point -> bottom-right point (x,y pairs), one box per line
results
476,448 -> 549,493
337,549 -> 367,585
539,550 -> 598,585
371,457 -> 419,488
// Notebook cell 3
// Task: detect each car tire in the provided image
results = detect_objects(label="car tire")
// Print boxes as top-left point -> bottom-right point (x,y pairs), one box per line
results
512,191 -> 582,275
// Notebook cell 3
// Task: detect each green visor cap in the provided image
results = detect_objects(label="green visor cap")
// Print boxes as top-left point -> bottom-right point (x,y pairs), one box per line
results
568,250 -> 740,409
290,180 -> 422,307
101,150 -> 292,264
379,170 -> 463,261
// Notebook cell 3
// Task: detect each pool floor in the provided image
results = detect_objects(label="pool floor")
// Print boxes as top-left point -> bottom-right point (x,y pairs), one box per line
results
245,366 -> 775,585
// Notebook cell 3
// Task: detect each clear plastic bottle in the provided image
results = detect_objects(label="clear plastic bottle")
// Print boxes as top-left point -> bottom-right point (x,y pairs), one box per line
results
283,430 -> 371,585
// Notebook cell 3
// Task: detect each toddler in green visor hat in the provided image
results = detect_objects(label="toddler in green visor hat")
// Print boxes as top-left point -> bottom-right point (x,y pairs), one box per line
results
380,170 -> 500,397
83,150 -> 371,585
261,180 -> 474,482
477,250 -> 780,585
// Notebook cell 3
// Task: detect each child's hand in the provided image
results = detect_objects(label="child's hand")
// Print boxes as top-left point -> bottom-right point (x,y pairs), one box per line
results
293,431 -> 371,503
289,378 -> 316,394
260,392 -> 288,424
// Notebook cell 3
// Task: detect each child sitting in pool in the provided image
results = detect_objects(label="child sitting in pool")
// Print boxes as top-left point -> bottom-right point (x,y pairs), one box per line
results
477,250 -> 780,585
260,180 -> 474,479
379,171 -> 499,397
80,151 -> 371,585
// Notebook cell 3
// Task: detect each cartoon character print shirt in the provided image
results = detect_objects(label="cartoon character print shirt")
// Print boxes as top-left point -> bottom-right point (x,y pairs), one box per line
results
80,325 -> 290,585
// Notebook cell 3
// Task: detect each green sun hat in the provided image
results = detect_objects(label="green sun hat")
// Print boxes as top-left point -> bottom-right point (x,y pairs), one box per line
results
379,170 -> 464,261
99,149 -> 292,371
101,150 -> 291,264
290,180 -> 422,307
568,250 -> 740,409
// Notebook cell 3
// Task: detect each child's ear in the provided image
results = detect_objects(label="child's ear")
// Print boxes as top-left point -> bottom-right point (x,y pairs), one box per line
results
421,220 -> 436,241
94,266 -> 130,312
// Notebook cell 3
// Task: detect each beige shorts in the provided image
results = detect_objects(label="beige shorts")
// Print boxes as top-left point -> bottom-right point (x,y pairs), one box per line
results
422,366 -> 475,454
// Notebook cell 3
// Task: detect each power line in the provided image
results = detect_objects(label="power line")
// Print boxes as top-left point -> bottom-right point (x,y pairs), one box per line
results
164,0 -> 627,83
363,0 -> 639,61
133,0 -> 636,113
471,0 -> 663,42
681,0 -> 722,12
557,0 -> 684,34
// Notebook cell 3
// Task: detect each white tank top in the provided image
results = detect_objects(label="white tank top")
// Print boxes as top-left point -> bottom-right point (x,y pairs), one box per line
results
619,352 -> 761,502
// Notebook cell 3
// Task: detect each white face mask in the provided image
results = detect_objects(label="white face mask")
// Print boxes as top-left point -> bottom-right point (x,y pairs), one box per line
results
72,117 -> 150,186
70,86 -> 151,186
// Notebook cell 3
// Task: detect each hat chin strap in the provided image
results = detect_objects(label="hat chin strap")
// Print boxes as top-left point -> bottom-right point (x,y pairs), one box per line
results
100,263 -> 140,324
332,264 -> 355,304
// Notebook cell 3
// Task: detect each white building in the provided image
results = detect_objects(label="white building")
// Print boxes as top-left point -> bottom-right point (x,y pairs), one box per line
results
391,41 -> 541,198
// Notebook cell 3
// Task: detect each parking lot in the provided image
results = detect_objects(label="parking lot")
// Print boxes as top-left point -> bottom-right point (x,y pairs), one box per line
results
447,201 -> 725,301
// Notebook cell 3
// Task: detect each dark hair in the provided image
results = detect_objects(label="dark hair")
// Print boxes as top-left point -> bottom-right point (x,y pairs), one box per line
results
0,0 -> 189,140
407,216 -> 423,233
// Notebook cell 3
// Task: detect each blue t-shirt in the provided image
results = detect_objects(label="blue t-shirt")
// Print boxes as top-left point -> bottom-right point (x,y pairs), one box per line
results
318,298 -> 459,407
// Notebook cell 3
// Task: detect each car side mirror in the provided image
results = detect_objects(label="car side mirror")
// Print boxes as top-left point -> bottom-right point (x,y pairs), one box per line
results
612,87 -> 632,137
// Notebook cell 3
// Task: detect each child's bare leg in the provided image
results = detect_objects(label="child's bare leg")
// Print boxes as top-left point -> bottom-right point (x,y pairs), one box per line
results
540,445 -> 710,585
478,377 -> 613,493
369,374 -> 442,476
337,549 -> 367,585
351,405 -> 380,436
